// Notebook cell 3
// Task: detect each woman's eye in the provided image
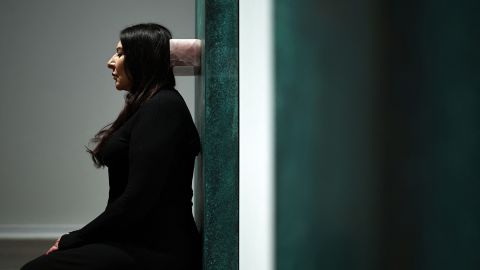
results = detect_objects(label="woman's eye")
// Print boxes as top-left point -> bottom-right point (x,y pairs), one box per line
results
117,53 -> 123,57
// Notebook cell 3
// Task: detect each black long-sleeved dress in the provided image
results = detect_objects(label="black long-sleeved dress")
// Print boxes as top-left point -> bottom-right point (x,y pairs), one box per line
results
57,88 -> 202,269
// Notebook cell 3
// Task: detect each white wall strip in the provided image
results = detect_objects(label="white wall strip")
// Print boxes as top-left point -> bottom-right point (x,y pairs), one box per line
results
239,0 -> 274,269
0,224 -> 83,239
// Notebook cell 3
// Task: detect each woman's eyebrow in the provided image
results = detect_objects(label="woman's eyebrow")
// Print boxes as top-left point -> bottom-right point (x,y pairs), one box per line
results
116,47 -> 122,53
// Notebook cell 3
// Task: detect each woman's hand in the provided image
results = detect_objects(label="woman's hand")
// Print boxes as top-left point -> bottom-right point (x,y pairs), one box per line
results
45,236 -> 61,255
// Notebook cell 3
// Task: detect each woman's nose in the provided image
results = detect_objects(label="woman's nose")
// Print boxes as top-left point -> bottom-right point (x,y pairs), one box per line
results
107,55 -> 115,69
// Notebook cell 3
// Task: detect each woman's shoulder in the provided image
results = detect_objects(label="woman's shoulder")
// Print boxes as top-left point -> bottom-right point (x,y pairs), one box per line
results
147,88 -> 185,107
138,89 -> 191,121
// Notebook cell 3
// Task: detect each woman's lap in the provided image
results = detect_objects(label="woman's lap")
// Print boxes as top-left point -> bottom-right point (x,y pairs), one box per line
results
20,243 -> 138,270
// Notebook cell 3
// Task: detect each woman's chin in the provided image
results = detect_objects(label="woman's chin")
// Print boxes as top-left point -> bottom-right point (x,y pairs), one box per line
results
113,81 -> 131,91
114,83 -> 123,90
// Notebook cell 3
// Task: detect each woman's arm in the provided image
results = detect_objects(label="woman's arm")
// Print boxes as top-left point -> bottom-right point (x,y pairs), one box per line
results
58,91 -> 188,250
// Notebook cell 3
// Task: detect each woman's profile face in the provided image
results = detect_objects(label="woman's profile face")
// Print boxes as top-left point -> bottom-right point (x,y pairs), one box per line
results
107,41 -> 132,91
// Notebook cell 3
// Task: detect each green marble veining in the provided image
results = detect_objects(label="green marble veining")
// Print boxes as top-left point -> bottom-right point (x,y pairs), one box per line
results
195,0 -> 239,269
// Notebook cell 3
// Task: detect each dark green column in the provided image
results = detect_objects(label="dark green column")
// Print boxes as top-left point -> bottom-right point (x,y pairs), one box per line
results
194,0 -> 239,269
275,0 -> 480,269
275,0 -> 381,269
378,1 -> 480,269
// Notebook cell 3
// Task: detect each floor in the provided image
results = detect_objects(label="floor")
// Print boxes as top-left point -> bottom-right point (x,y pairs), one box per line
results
0,239 -> 53,270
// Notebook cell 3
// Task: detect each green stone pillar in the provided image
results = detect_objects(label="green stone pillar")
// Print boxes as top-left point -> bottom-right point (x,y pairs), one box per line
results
194,0 -> 239,269
275,1 -> 381,269
275,0 -> 480,269
377,1 -> 480,269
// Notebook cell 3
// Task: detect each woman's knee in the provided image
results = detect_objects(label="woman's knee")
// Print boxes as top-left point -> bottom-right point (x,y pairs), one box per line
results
20,244 -> 138,270
20,254 -> 52,270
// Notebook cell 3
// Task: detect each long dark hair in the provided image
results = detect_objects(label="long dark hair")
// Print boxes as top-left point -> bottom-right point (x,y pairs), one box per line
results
86,23 -> 176,168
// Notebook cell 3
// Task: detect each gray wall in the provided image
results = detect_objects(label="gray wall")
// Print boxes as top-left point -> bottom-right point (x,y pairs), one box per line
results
0,0 -> 195,237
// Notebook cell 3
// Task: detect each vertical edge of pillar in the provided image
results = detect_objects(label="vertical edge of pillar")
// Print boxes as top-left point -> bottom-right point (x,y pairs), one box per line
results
194,0 -> 206,267
195,0 -> 239,269
194,0 -> 206,262
194,0 -> 205,245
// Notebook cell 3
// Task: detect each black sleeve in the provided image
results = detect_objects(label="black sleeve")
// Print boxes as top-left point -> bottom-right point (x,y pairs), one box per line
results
58,92 -> 186,250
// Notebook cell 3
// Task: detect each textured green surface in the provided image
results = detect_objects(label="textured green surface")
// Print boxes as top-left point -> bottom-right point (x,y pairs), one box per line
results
195,0 -> 239,269
275,0 -> 480,269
